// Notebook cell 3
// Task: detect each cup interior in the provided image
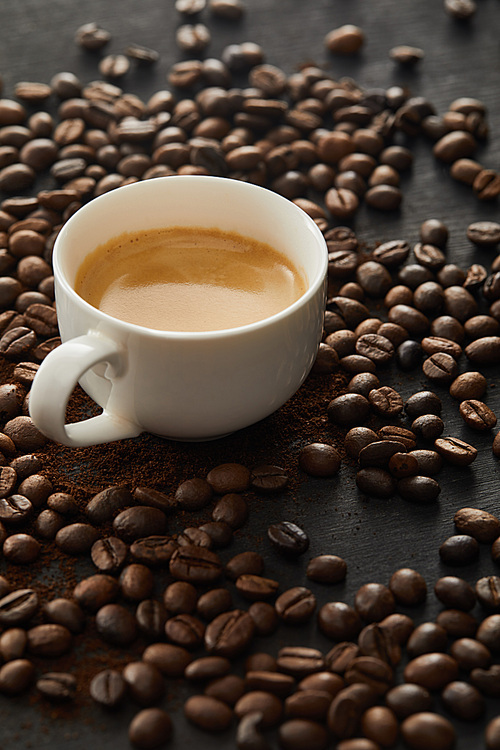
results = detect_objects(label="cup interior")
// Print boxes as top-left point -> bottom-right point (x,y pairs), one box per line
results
54,176 -> 327,330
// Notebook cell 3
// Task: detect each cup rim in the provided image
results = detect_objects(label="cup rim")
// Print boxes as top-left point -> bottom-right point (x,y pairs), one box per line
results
53,176 -> 328,341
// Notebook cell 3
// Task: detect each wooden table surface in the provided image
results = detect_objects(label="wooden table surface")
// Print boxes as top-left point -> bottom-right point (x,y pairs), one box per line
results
0,1 -> 500,748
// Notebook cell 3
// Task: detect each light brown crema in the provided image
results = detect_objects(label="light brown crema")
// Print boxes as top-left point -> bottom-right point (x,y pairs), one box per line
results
75,226 -> 306,332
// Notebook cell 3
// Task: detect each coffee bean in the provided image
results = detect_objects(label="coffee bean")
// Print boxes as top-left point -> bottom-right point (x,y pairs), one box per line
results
184,694 -> 233,731
306,555 -> 347,584
185,655 -> 231,682
403,653 -> 459,690
0,658 -> 35,696
471,663 -> 500,696
204,609 -> 255,658
275,587 -> 316,625
401,712 -> 455,750
299,443 -> 341,477
436,609 -> 478,639
212,493 -> 248,528
388,568 -> 427,606
476,576 -> 500,611
175,477 -> 213,510
225,551 -> 264,581
434,437 -> 477,466
73,574 -> 119,613
207,462 -> 250,493
327,393 -> 370,426
235,690 -> 283,728
128,707 -> 173,749
133,486 -> 176,513
37,672 -> 76,702
406,623 -> 448,658
235,710 -> 269,750
113,506 -> 167,542
55,522 -> 100,555
123,661 -> 165,707
450,638 -> 492,671
27,623 -> 72,658
319,602 -> 362,641
196,588 -> 233,620
454,507 -> 500,542
439,534 -> 480,566
236,575 -> 278,602
385,683 -> 432,719
267,521 -> 309,557
43,598 -> 85,634
249,464 -> 288,494
130,536 -> 178,566
91,536 -> 128,573
169,545 -> 222,584
86,485 -> 133,524
358,623 -> 401,666
398,476 -> 441,504
356,468 -> 396,499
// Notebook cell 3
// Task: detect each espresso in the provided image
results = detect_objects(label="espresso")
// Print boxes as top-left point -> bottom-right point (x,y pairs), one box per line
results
75,226 -> 306,332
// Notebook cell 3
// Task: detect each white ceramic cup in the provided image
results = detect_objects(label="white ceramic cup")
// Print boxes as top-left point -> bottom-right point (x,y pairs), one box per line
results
29,176 -> 328,447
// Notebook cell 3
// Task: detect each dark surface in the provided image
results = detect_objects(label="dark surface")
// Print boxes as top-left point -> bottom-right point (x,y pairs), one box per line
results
1,0 -> 500,748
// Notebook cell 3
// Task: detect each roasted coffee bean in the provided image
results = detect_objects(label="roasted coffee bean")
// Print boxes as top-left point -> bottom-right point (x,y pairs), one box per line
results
196,588 -> 233,620
326,641 -> 361,674
169,544 -> 222,584
436,609 -> 478,639
177,526 -> 212,548
454,506 -> 500,542
130,536 -> 177,566
250,465 -> 288,493
345,656 -> 393,696
359,440 -> 407,469
205,674 -> 245,706
439,534 -> 479,566
451,639 -> 492,677
123,661 -> 165,707
128,707 -> 173,749
406,623 -> 448,658
55,522 -> 100,555
475,576 -> 500,611
0,493 -> 32,524
360,705 -> 399,747
344,427 -> 379,458
73,574 -> 119,613
212,493 -> 248,529
3,532 -> 40,564
434,437 -> 477,466
318,602 -> 362,641
356,468 -> 396,499
142,642 -> 192,678
441,680 -> 484,721
278,718 -> 328,750
235,710 -> 269,750
43,598 -> 85,634
175,477 -> 213,510
275,587 -> 316,625
184,694 -> 233,732
27,623 -> 72,658
328,393 -> 370,426
398,475 -> 441,504
119,564 -> 154,602
471,663 -> 500,697
0,628 -> 27,661
198,521 -> 233,548
136,600 -> 168,641
357,623 -> 401,667
379,613 -> 415,646
388,568 -> 427,606
465,336 -> 500,366
248,602 -> 279,636
37,672 -> 76,702
85,485 -> 133,524
236,575 -> 278,602
299,443 -> 341,477
467,220 -> 500,247
185,655 -> 231,682
450,371 -> 487,401
422,352 -> 458,383
205,609 -> 255,658
91,536 -> 128,573
206,462 -> 250,493
0,658 -> 35,696
459,399 -> 497,430
400,712 -> 455,750
385,683 -> 432,719
89,668 -> 127,709
245,670 -> 295,698
267,521 -> 309,557
113,506 -> 167,542
403,653 -> 459,690
163,581 -> 197,615
133,486 -> 175,513
355,583 -> 395,624
306,555 -> 347,584
226,551 -> 264,581
235,690 -> 283,728
327,683 -> 376,738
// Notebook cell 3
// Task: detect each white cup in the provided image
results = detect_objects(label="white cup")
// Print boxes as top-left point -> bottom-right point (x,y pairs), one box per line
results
29,176 -> 328,447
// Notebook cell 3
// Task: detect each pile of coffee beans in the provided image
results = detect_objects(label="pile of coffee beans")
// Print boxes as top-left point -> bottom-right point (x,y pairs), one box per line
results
1,8 -> 500,750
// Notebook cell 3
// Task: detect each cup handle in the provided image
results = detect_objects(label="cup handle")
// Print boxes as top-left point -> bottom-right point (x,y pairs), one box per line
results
29,332 -> 143,448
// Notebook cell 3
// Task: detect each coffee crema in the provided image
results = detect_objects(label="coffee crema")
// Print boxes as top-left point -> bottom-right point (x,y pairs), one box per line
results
75,226 -> 306,332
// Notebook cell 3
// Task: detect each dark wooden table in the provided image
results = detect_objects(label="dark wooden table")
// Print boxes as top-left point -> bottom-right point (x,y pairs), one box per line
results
0,0 -> 500,748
